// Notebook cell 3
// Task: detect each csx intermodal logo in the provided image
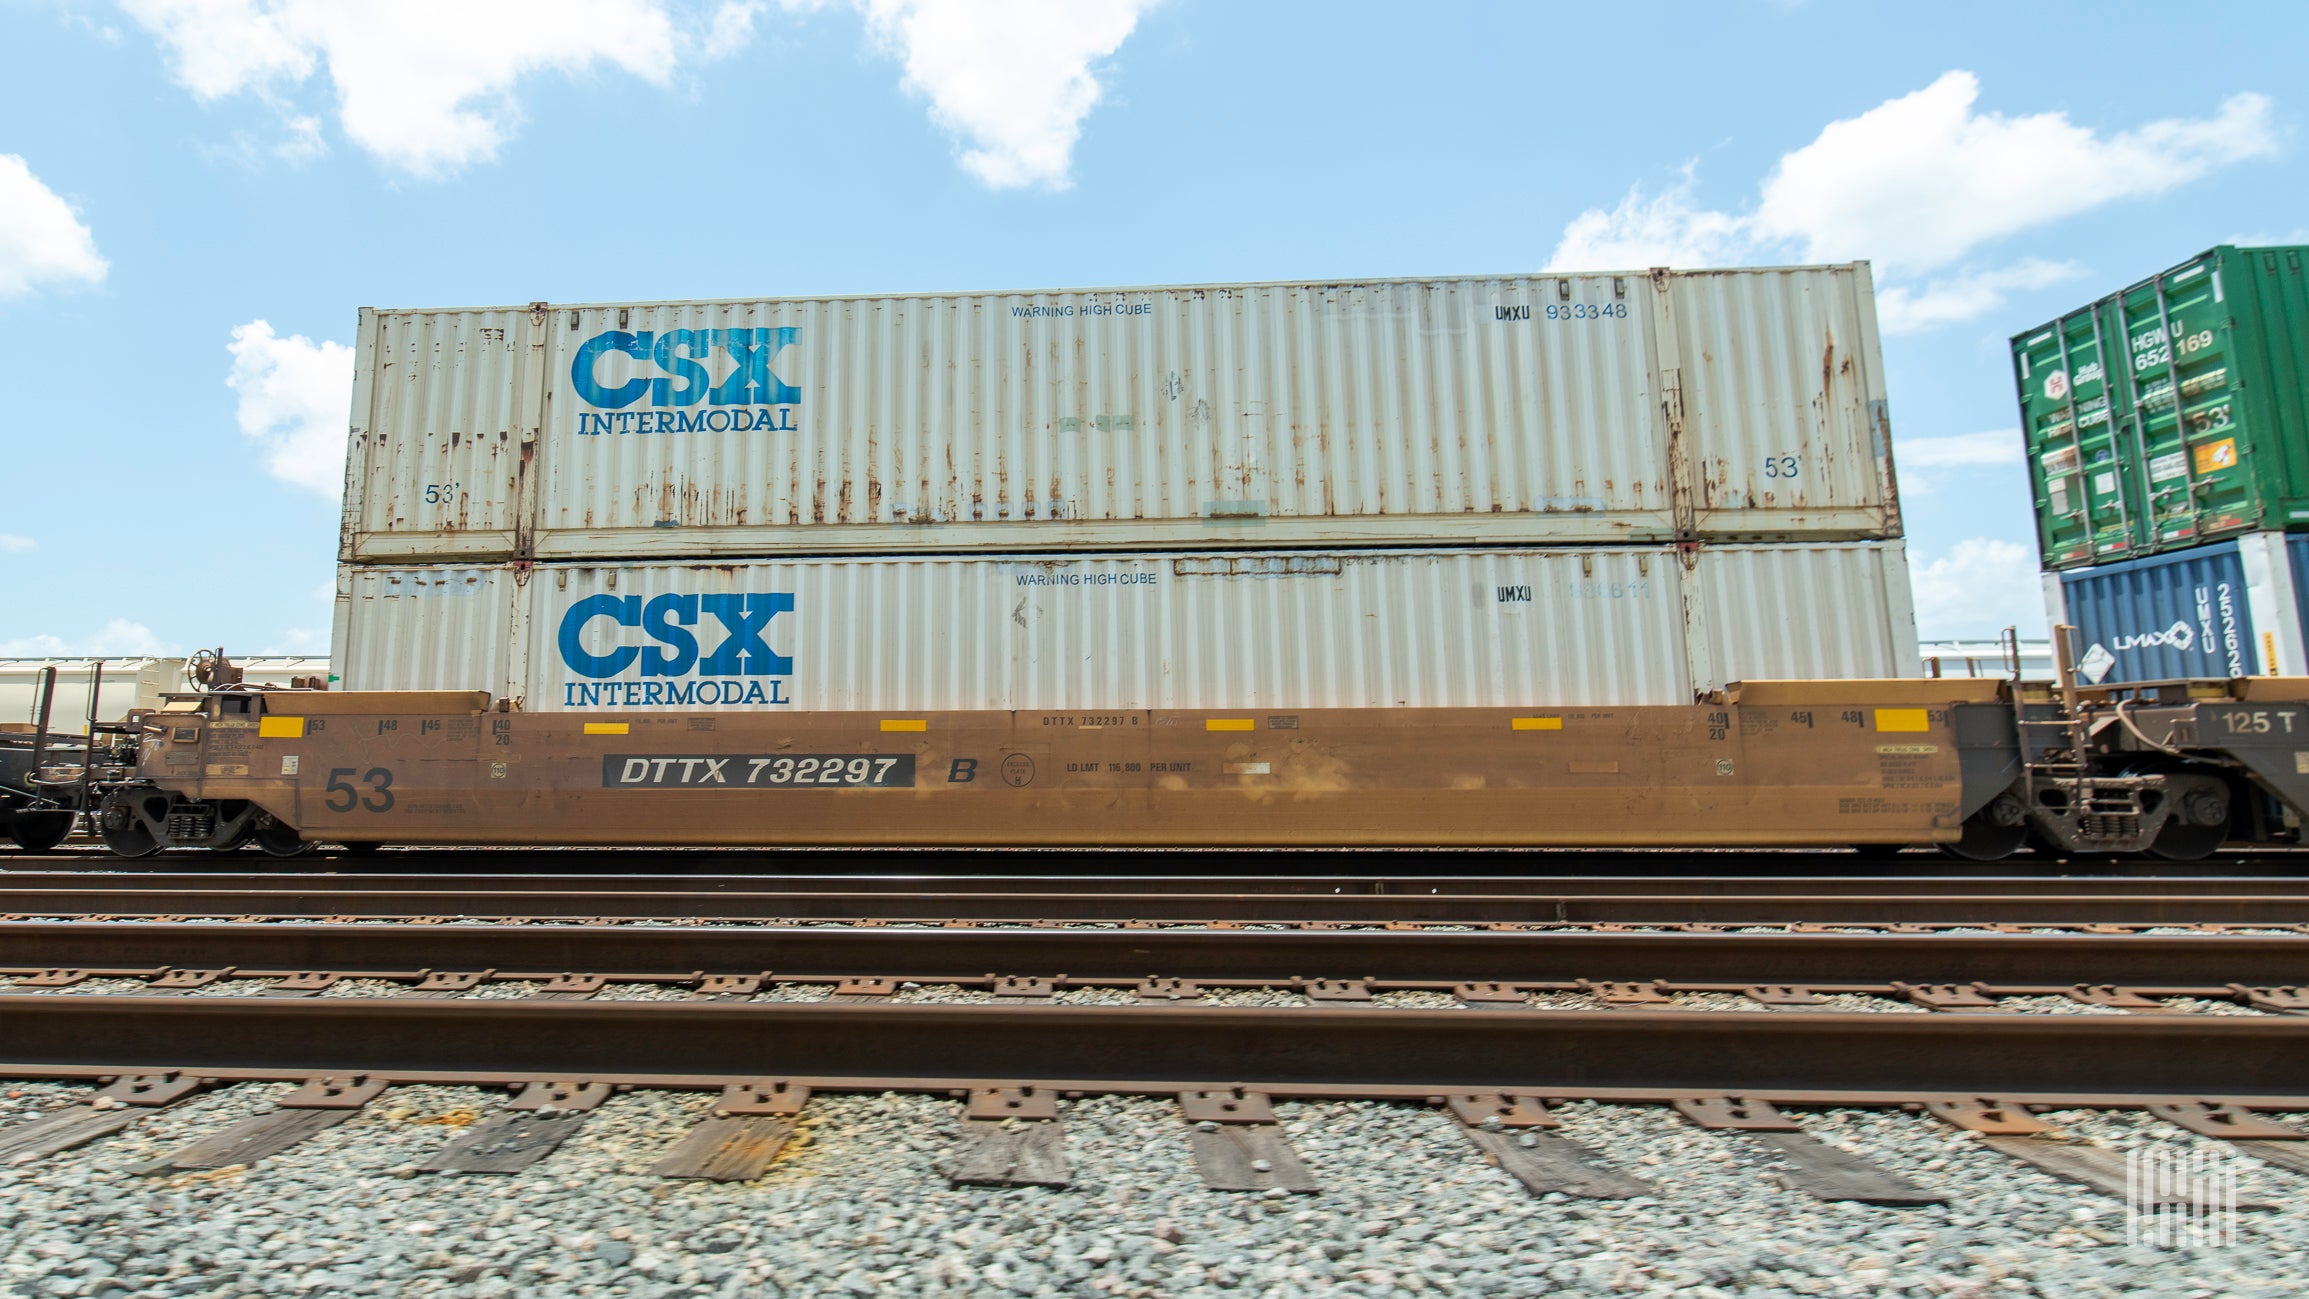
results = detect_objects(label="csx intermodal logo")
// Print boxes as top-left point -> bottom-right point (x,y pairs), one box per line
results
557,594 -> 793,707
570,328 -> 800,434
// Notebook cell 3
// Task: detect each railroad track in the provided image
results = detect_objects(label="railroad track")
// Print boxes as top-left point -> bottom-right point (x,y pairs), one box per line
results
2,868 -> 2308,924
17,843 -> 2309,876
0,868 -> 2304,1196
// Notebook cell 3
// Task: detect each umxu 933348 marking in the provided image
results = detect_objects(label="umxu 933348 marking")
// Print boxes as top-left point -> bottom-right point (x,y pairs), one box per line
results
604,753 -> 916,788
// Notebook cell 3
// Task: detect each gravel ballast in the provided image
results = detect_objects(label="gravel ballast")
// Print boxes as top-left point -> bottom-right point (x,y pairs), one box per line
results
0,1082 -> 2301,1297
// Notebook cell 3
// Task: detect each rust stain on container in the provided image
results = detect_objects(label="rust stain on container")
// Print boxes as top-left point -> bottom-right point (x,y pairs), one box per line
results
345,270 -> 1897,561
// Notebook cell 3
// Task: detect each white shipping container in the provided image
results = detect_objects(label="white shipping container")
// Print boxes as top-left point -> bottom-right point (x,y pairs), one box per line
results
0,657 -> 331,734
331,543 -> 1918,710
0,659 -> 187,736
341,266 -> 1899,563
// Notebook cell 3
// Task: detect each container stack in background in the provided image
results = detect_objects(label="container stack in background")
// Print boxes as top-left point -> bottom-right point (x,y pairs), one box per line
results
2022,245 -> 2309,684
329,266 -> 1918,711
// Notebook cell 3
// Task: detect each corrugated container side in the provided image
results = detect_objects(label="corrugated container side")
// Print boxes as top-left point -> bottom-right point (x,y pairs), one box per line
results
529,278 -> 1672,556
338,309 -> 381,566
338,543 -> 1909,710
342,266 -> 1901,562
336,566 -> 513,697
2019,245 -> 2309,569
2059,540 -> 2266,683
2231,247 -> 2309,524
1697,540 -> 1918,684
2288,533 -> 2309,652
343,307 -> 546,561
1674,266 -> 1897,537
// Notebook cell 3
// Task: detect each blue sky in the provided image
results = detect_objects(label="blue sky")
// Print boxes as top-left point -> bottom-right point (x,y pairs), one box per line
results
2,0 -> 2302,654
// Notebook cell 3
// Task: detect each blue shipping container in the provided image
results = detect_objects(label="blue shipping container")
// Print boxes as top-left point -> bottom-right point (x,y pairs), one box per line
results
2054,533 -> 2309,684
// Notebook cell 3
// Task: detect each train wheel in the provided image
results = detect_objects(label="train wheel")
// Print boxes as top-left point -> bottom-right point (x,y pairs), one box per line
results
1938,819 -> 2026,861
253,819 -> 310,858
98,795 -> 162,859
7,811 -> 74,854
2146,819 -> 2226,862
1938,793 -> 2027,862
2146,778 -> 2231,862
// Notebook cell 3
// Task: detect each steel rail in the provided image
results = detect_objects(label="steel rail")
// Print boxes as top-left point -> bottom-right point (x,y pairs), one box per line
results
3,890 -> 2306,924
13,846 -> 2309,879
2,996 -> 2303,1100
3,921 -> 2304,983
8,869 -> 2309,896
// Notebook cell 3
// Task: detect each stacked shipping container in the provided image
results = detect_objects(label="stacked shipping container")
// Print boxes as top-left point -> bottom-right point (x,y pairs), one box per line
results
2019,246 -> 2309,685
332,266 -> 1919,708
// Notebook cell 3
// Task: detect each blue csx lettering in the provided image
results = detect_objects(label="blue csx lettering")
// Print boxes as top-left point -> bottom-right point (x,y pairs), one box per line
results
570,329 -> 800,410
558,594 -> 793,680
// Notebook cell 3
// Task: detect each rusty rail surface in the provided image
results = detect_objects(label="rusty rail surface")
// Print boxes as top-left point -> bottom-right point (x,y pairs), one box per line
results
18,866 -> 2309,895
9,891 -> 2306,924
1,875 -> 2307,926
5,920 -> 2306,984
13,845 -> 2309,878
1,996 -> 2304,1103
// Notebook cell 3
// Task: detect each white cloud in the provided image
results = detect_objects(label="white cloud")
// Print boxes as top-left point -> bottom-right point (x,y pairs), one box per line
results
1894,428 -> 2025,497
226,320 -> 354,497
125,0 -> 1150,185
0,155 -> 108,298
122,0 -> 696,176
2228,226 -> 2309,246
796,0 -> 1155,189
1754,73 -> 2275,274
1896,430 -> 2022,469
0,534 -> 34,553
1909,539 -> 2046,640
1548,168 -> 1752,271
275,113 -> 328,162
274,626 -> 331,653
1548,72 -> 2278,330
0,620 -> 174,657
704,0 -> 767,52
1876,259 -> 2085,335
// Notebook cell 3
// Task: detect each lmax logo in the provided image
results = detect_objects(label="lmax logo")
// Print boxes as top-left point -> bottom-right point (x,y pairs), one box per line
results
570,328 -> 800,410
558,593 -> 792,679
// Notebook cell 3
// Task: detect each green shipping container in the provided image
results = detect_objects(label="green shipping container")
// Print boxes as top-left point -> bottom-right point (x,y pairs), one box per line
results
2015,245 -> 2309,570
